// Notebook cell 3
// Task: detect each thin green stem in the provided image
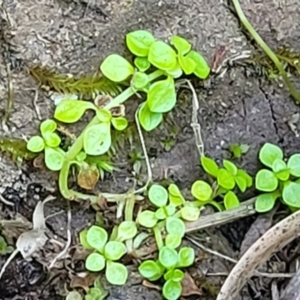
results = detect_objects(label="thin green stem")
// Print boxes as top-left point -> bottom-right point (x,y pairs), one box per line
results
124,194 -> 135,221
232,0 -> 300,103
153,225 -> 164,250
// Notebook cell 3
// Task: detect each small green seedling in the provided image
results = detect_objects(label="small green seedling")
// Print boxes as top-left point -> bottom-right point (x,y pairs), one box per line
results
0,236 -> 13,255
255,142 -> 300,212
139,246 -> 195,300
198,156 -> 253,210
229,143 -> 250,158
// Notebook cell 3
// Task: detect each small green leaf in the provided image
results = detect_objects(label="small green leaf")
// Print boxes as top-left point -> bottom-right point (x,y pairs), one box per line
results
134,57 -> 151,72
100,54 -> 134,82
235,176 -> 247,192
79,229 -> 93,250
27,136 -> 45,153
66,291 -> 82,300
191,180 -> 213,201
165,63 -> 183,78
178,54 -> 196,75
170,36 -> 191,55
138,260 -> 163,281
162,280 -> 182,300
165,205 -> 176,217
132,72 -> 149,90
288,154 -> 300,177
282,181 -> 300,208
111,117 -> 128,131
117,221 -> 137,241
138,210 -> 158,228
44,147 -> 64,171
223,160 -> 238,176
255,192 -> 279,213
168,184 -> 185,206
186,50 -> 210,79
148,41 -> 177,70
86,226 -> 108,252
166,217 -> 185,237
85,287 -> 106,300
138,102 -> 163,132
43,132 -> 61,148
177,247 -> 195,268
83,123 -> 111,156
85,253 -> 105,272
155,207 -> 167,220
272,159 -> 287,173
126,30 -> 156,57
229,143 -> 249,158
276,169 -> 290,181
104,241 -> 126,261
201,156 -> 219,177
40,119 -> 57,134
259,143 -> 283,168
224,191 -> 240,210
147,77 -> 176,113
217,169 -> 235,190
165,234 -> 182,249
180,205 -> 200,221
96,109 -> 112,123
105,261 -> 128,285
54,100 -> 95,123
148,184 -> 168,207
164,269 -> 184,282
159,246 -> 178,269
237,169 -> 253,187
255,169 -> 278,192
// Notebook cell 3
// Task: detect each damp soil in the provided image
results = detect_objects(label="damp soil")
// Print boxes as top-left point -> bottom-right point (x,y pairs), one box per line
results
0,0 -> 300,299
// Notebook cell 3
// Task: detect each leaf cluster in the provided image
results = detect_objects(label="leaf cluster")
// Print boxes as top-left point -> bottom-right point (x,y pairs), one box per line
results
255,143 -> 300,212
198,156 -> 253,210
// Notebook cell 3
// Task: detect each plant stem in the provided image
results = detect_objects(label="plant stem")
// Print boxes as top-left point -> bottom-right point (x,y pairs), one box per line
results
153,225 -> 164,250
231,0 -> 300,103
124,193 -> 135,221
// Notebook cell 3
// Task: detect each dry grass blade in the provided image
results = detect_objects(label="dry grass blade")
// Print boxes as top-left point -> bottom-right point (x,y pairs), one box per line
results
29,66 -> 123,98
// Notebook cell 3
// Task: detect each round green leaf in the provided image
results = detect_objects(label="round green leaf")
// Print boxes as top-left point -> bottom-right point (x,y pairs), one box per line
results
224,191 -> 240,210
27,136 -> 45,153
132,72 -> 149,90
282,182 -> 300,208
168,184 -> 185,206
134,57 -> 151,72
191,180 -> 213,201
200,156 -> 219,177
146,77 -> 176,113
104,241 -> 126,261
272,159 -> 287,173
148,184 -> 168,207
138,102 -> 163,132
180,205 -> 200,221
116,221 -> 137,241
66,291 -> 82,300
96,109 -> 112,123
155,207 -> 167,220
235,176 -> 247,192
223,160 -> 238,176
44,147 -> 64,171
288,154 -> 300,177
237,169 -> 253,187
40,119 -> 57,134
255,193 -> 278,213
85,253 -> 105,272
105,261 -> 128,285
126,30 -> 156,57
186,50 -> 210,79
54,100 -> 95,123
43,132 -> 61,148
164,269 -> 184,282
166,217 -> 185,237
86,226 -> 108,252
178,54 -> 196,75
255,169 -> 278,192
138,210 -> 158,228
178,247 -> 195,268
170,36 -> 191,55
217,169 -> 235,190
79,229 -> 93,250
165,233 -> 182,249
276,169 -> 290,181
165,205 -> 176,217
165,63 -> 183,79
138,260 -> 163,281
111,117 -> 128,131
83,123 -> 111,156
159,246 -> 178,269
162,279 -> 182,300
148,41 -> 177,70
100,54 -> 134,82
259,143 -> 283,168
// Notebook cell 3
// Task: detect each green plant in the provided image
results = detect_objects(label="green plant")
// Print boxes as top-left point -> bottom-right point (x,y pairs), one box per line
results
139,246 -> 194,300
26,30 -> 210,203
0,236 -> 13,255
255,142 -> 300,212
228,143 -> 249,158
199,156 -> 253,210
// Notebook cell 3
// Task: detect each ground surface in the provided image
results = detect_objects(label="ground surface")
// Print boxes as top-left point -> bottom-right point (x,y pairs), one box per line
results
0,0 -> 300,299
